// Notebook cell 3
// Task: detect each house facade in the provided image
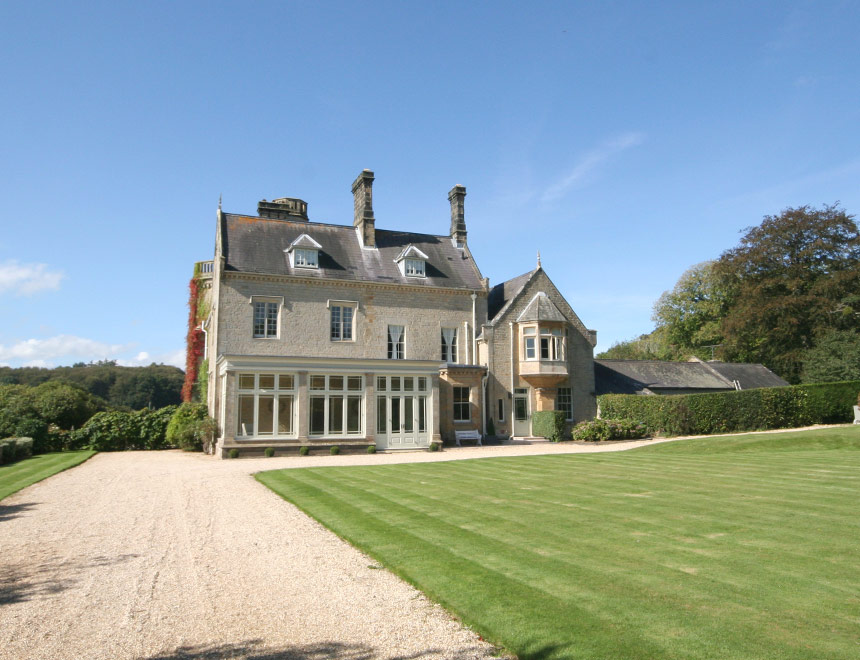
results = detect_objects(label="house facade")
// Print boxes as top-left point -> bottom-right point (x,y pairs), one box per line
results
194,170 -> 597,457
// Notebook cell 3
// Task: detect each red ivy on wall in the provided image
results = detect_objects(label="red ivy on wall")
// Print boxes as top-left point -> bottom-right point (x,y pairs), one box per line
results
182,278 -> 204,402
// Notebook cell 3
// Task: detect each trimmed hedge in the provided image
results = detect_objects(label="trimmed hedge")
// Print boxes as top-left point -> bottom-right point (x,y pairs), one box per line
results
598,380 -> 860,437
0,437 -> 34,465
532,411 -> 567,442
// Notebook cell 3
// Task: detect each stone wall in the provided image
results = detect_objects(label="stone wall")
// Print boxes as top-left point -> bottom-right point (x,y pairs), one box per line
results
216,273 -> 488,362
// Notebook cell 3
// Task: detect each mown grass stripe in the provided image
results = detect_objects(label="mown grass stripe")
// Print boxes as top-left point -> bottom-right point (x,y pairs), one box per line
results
0,451 -> 96,501
259,427 -> 860,660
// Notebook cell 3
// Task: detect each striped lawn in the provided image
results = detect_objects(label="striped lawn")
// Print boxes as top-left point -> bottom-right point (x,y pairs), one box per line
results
257,427 -> 860,660
0,451 -> 95,501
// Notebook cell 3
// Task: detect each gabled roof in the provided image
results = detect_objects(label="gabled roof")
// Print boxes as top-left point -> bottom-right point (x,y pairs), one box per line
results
595,359 -> 733,395
594,359 -> 789,395
703,361 -> 790,389
222,213 -> 484,289
488,269 -> 537,322
286,233 -> 322,251
516,292 -> 566,323
394,244 -> 430,262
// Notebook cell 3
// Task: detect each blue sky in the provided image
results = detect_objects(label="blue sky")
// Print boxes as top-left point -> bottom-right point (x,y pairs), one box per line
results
1,1 -> 858,368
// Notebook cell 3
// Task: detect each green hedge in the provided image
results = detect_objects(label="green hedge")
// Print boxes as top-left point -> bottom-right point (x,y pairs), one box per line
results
0,437 -> 34,465
532,411 -> 567,442
70,405 -> 179,452
598,380 -> 860,437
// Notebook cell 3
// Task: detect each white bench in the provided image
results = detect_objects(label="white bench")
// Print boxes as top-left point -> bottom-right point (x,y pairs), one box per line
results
454,429 -> 482,447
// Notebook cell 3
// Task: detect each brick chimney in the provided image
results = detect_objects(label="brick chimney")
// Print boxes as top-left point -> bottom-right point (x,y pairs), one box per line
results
352,169 -> 376,247
257,197 -> 308,221
448,184 -> 467,247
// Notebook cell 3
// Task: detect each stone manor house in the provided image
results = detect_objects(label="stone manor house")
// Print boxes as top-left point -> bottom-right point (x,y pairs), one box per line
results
194,170 -> 597,457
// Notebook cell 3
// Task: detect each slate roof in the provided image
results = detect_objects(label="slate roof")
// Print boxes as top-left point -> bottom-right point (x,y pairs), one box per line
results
487,269 -> 536,322
595,360 -> 732,395
517,292 -> 566,323
221,213 -> 484,289
595,359 -> 789,395
704,361 -> 790,389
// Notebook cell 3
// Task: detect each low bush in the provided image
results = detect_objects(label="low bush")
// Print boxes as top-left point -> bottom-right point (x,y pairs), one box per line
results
0,437 -> 35,464
572,419 -> 649,442
166,403 -> 217,452
367,445 -> 377,454
264,447 -> 275,458
228,448 -> 239,459
598,380 -> 860,437
532,411 -> 567,442
428,442 -> 441,452
299,446 -> 309,456
330,445 -> 340,455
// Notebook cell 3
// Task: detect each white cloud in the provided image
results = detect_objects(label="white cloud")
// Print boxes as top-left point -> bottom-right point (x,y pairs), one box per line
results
0,335 -> 133,364
0,337 -> 187,369
117,349 -> 186,369
0,260 -> 65,296
541,132 -> 645,202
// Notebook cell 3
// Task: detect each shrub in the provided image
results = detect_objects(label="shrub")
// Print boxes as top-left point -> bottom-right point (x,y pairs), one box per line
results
428,442 -> 441,452
31,381 -> 104,430
299,446 -> 309,456
532,411 -> 567,442
166,403 -> 217,452
366,445 -> 377,454
330,445 -> 340,455
264,447 -> 275,457
72,410 -> 141,451
572,419 -> 649,442
486,417 -> 495,437
138,405 -> 179,450
598,380 -> 860,437
0,437 -> 35,464
228,448 -> 239,459
572,419 -> 610,442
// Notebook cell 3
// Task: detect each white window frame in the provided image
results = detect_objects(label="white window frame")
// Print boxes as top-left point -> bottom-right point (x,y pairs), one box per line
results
329,301 -> 357,342
388,325 -> 405,359
236,373 -> 297,438
404,258 -> 425,277
308,374 -> 364,437
294,248 -> 318,268
252,297 -> 281,339
521,324 -> 565,362
441,327 -> 458,363
557,387 -> 573,421
453,386 -> 470,422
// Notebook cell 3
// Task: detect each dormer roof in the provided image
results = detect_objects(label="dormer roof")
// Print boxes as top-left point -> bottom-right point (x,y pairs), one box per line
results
286,233 -> 322,251
394,244 -> 430,262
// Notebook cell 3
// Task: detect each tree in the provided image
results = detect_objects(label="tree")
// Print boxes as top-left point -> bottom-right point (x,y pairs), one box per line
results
801,330 -> 860,383
715,204 -> 860,382
651,261 -> 732,359
596,330 -> 679,360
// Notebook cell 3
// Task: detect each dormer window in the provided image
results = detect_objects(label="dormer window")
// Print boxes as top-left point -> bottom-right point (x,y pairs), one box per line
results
394,244 -> 429,278
294,248 -> 318,268
405,259 -> 425,277
285,233 -> 322,269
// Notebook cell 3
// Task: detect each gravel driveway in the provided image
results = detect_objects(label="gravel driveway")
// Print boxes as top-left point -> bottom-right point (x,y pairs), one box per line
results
0,436 -> 728,660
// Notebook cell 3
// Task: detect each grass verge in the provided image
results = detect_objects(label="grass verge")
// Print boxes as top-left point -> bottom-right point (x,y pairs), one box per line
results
257,427 -> 860,660
0,451 -> 96,501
